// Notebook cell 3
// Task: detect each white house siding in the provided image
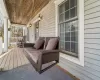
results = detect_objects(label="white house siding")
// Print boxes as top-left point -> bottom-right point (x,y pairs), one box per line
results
31,0 -> 56,37
31,0 -> 100,80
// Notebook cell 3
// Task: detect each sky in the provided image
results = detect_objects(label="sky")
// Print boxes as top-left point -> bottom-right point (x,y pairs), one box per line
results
0,12 -> 3,27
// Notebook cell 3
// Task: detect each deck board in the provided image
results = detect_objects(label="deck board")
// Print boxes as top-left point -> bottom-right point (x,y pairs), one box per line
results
13,48 -> 18,68
0,48 -> 29,71
9,49 -> 14,70
16,48 -> 21,67
8,50 -> 13,70
5,50 -> 12,70
0,54 -> 8,70
3,51 -> 11,70
0,55 -> 4,67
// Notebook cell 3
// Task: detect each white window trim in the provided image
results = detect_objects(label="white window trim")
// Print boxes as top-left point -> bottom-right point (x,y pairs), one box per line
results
54,0 -> 84,66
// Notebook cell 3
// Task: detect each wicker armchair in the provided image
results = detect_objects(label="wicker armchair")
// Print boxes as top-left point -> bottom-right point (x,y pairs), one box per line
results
24,37 -> 59,73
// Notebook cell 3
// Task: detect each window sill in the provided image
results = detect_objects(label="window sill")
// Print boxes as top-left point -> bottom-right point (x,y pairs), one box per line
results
60,50 -> 78,58
60,52 -> 84,67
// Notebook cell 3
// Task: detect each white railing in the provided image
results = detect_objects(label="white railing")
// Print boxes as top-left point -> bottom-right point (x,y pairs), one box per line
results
10,37 -> 23,42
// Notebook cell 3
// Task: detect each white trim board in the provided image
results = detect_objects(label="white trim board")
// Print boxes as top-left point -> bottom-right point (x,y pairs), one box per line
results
55,0 -> 84,66
0,0 -> 9,18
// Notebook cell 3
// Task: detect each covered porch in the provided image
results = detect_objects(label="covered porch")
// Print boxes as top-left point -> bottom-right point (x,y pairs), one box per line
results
1,0 -> 100,80
0,0 -> 82,79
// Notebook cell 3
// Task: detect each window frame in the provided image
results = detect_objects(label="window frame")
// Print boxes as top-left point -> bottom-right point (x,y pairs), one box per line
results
58,1 -> 78,57
55,0 -> 84,66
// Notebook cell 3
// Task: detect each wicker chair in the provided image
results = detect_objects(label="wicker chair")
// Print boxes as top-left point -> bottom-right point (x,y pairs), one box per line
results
24,37 -> 59,73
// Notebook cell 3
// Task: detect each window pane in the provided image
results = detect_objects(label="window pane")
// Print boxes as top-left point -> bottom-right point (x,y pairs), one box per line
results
70,8 -> 76,18
65,42 -> 70,51
75,7 -> 77,16
71,42 -> 78,54
71,31 -> 78,42
59,14 -> 65,22
60,33 -> 65,41
65,23 -> 70,32
70,0 -> 76,8
70,20 -> 78,31
75,43 -> 78,54
71,25 -> 76,31
65,11 -> 69,20
65,32 -> 70,41
65,0 -> 69,11
71,42 -> 75,52
60,24 -> 64,32
60,41 -> 65,49
59,4 -> 65,14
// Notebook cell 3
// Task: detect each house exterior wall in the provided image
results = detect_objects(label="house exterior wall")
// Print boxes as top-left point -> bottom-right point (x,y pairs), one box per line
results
30,0 -> 100,80
30,0 -> 56,37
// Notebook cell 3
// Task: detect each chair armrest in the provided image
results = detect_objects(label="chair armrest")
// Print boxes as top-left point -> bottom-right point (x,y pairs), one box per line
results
38,50 -> 59,64
41,50 -> 60,54
24,43 -> 35,47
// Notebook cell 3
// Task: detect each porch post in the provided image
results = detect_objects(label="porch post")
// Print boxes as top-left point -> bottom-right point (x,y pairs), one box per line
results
8,20 -> 11,46
8,30 -> 10,46
4,17 -> 8,52
23,27 -> 25,36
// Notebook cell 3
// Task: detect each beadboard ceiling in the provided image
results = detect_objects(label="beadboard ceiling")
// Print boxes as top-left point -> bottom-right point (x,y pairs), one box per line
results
4,0 -> 50,25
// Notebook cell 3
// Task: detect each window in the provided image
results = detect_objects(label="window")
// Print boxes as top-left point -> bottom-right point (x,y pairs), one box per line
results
59,0 -> 78,57
55,0 -> 84,66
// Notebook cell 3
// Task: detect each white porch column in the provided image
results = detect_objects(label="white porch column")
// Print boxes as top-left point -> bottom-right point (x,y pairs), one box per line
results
8,31 -> 10,46
23,27 -> 25,36
4,17 -> 8,52
8,20 -> 11,46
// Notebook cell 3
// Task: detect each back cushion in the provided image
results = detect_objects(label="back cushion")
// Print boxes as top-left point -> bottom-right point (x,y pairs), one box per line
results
46,38 -> 58,50
34,38 -> 44,49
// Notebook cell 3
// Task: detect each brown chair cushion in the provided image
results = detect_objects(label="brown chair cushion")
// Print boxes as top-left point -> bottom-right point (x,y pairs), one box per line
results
28,51 -> 41,63
46,38 -> 58,50
34,38 -> 44,49
25,48 -> 42,63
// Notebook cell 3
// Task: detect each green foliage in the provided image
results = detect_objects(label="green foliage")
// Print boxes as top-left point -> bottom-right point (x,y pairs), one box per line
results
8,28 -> 11,31
11,27 -> 23,37
0,68 -> 4,71
0,27 -> 4,41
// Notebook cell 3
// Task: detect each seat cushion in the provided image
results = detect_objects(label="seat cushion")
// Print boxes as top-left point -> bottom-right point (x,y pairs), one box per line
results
46,38 -> 58,50
34,38 -> 44,49
24,48 -> 42,63
28,51 -> 41,63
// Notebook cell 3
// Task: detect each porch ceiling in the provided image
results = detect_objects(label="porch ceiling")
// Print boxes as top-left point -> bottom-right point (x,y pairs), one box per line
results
4,0 -> 50,25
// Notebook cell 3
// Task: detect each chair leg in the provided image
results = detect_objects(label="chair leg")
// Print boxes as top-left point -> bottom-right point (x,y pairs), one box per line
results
37,64 -> 42,74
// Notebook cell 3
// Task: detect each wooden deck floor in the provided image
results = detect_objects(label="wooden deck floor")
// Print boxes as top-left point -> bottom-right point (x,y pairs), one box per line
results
0,48 -> 29,71
0,48 -> 78,80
